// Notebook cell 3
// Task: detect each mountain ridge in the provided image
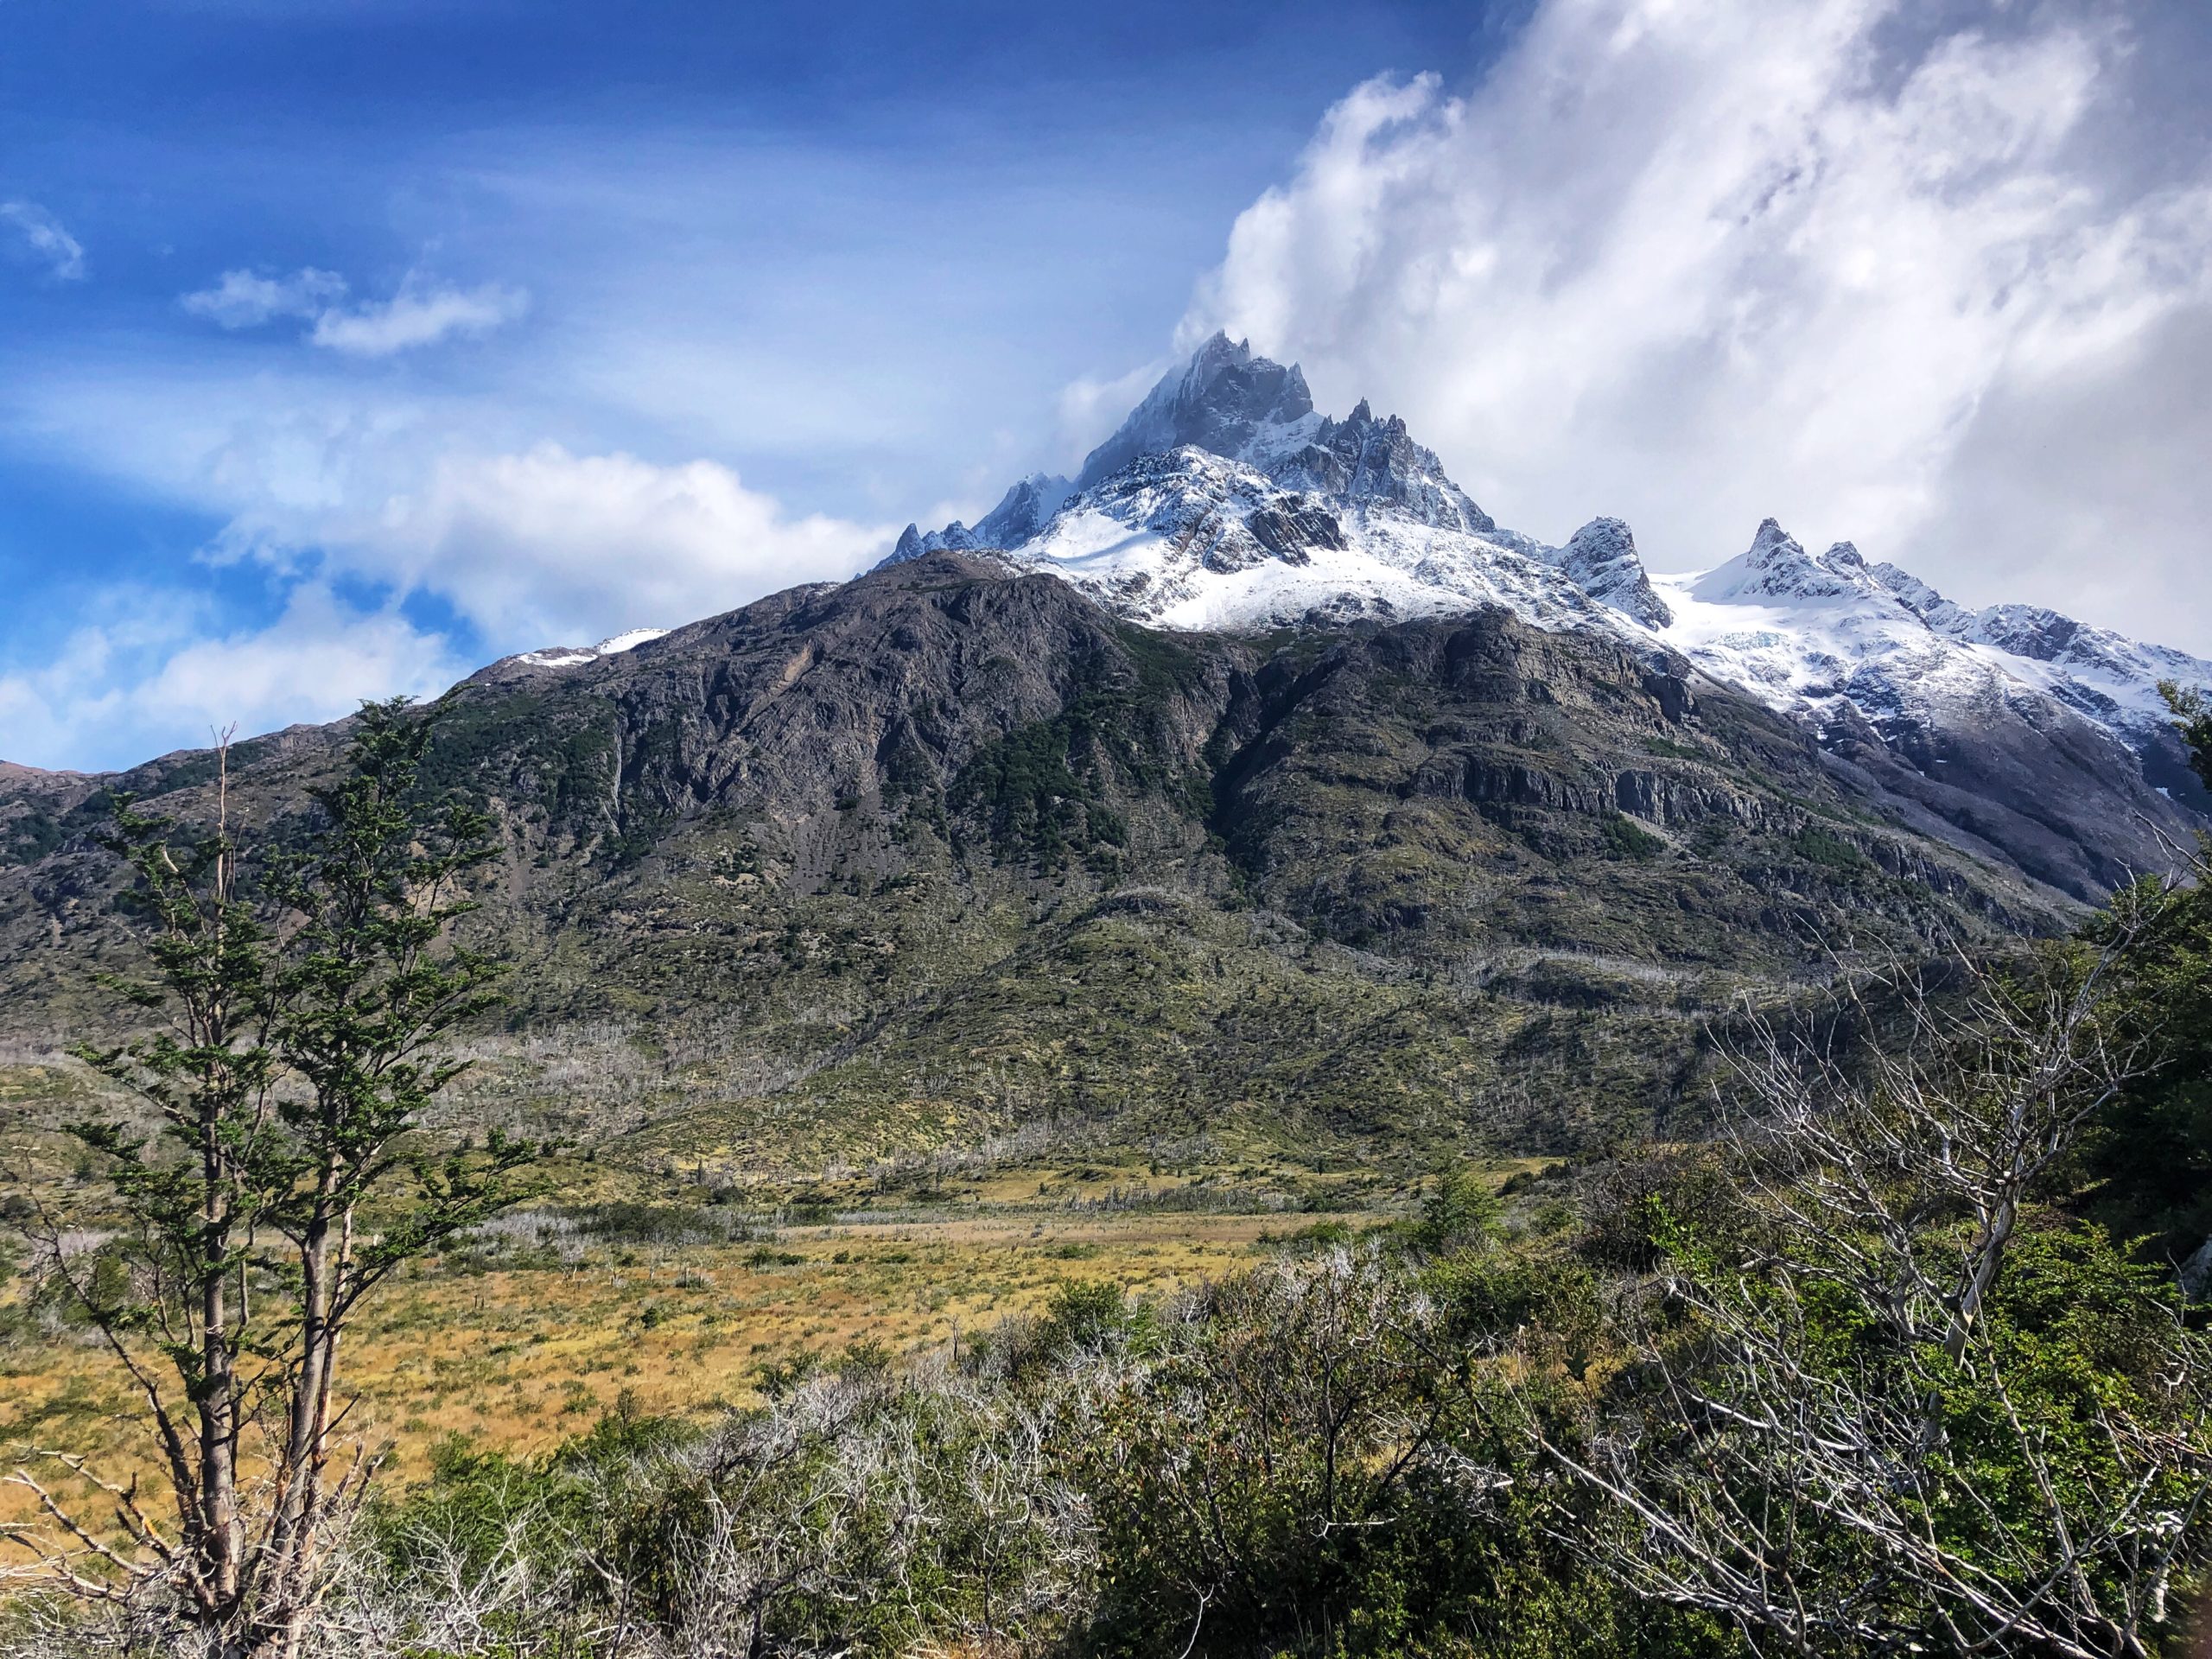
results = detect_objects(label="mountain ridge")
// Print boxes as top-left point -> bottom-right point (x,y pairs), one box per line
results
8,330 -> 2205,929
9,334 -> 2204,914
873,334 -> 2208,889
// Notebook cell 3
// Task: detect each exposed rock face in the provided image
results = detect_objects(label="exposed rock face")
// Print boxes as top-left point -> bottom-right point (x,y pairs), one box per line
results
1244,499 -> 1346,562
1269,398 -> 1495,532
0,553 -> 2069,1021
2182,1236 -> 2212,1305
1556,518 -> 1673,628
886,474 -> 1073,566
972,473 -> 1074,548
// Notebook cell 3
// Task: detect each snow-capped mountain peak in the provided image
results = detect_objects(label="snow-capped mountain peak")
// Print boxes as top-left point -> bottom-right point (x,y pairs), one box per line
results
881,335 -> 1563,631
1075,331 -> 1321,489
875,334 -> 2209,855
1690,519 -> 1883,605
1874,579 -> 2212,749
508,627 -> 671,671
1556,518 -> 1672,628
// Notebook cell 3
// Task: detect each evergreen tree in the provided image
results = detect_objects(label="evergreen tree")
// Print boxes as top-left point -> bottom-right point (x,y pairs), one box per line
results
19,701 -> 537,1657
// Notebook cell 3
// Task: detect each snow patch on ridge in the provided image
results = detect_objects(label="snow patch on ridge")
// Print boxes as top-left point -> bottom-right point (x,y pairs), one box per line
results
512,627 -> 670,670
1006,446 -> 1612,635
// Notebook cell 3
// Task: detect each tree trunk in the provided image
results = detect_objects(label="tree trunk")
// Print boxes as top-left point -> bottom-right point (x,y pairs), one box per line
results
197,1109 -> 245,1622
250,1200 -> 336,1657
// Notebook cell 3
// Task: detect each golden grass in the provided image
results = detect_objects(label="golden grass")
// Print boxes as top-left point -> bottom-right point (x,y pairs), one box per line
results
0,1145 -> 1561,1557
0,1197 -> 1375,1535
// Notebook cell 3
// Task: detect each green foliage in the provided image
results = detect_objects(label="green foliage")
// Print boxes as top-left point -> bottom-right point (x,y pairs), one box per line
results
0,803 -> 66,868
92,1166 -> 2190,1659
2163,679 -> 2212,793
1790,823 -> 1870,871
1688,817 -> 1733,856
1038,1277 -> 1135,1351
947,634 -> 1211,870
2082,871 -> 2212,1256
415,689 -> 620,842
1560,955 -> 2212,1659
32,699 -> 543,1645
1599,814 -> 1664,861
1425,1250 -> 1601,1368
1667,1213 -> 2212,1655
264,698 -> 534,1279
2088,680 -> 2212,1255
1068,1254 -> 1713,1659
948,686 -> 1171,868
1409,1164 -> 1503,1257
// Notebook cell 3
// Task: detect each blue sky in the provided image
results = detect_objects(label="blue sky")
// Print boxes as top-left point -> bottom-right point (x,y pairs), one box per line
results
4,0 -> 2210,769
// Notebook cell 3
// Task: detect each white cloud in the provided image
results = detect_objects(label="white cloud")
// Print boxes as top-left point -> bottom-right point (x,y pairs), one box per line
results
168,410 -> 892,643
0,584 -> 465,772
180,267 -> 526,355
323,443 -> 887,642
12,363 -> 893,653
0,358 -> 890,766
1054,357 -> 1171,473
182,267 -> 349,327
1,200 -> 86,281
1186,0 -> 2212,651
310,278 -> 530,356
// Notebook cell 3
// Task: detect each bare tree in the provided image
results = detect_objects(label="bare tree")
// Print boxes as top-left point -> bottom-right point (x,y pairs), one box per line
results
1536,926 -> 2212,1658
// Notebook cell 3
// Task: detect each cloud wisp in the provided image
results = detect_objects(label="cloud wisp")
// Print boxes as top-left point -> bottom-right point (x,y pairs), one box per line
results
310,278 -> 531,356
1183,0 -> 2212,647
1,200 -> 86,281
181,267 -> 529,355
182,267 -> 350,327
0,584 -> 467,772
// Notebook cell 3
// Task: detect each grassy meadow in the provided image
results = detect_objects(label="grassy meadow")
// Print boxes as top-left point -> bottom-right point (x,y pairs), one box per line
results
2,1052 -> 1484,1535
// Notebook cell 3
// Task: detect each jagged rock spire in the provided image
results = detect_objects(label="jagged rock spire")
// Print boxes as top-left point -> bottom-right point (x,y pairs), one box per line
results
1074,332 -> 1319,489
1559,518 -> 1672,628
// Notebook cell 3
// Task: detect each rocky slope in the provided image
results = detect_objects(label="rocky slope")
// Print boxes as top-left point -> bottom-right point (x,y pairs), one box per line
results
0,556 -> 2079,1167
